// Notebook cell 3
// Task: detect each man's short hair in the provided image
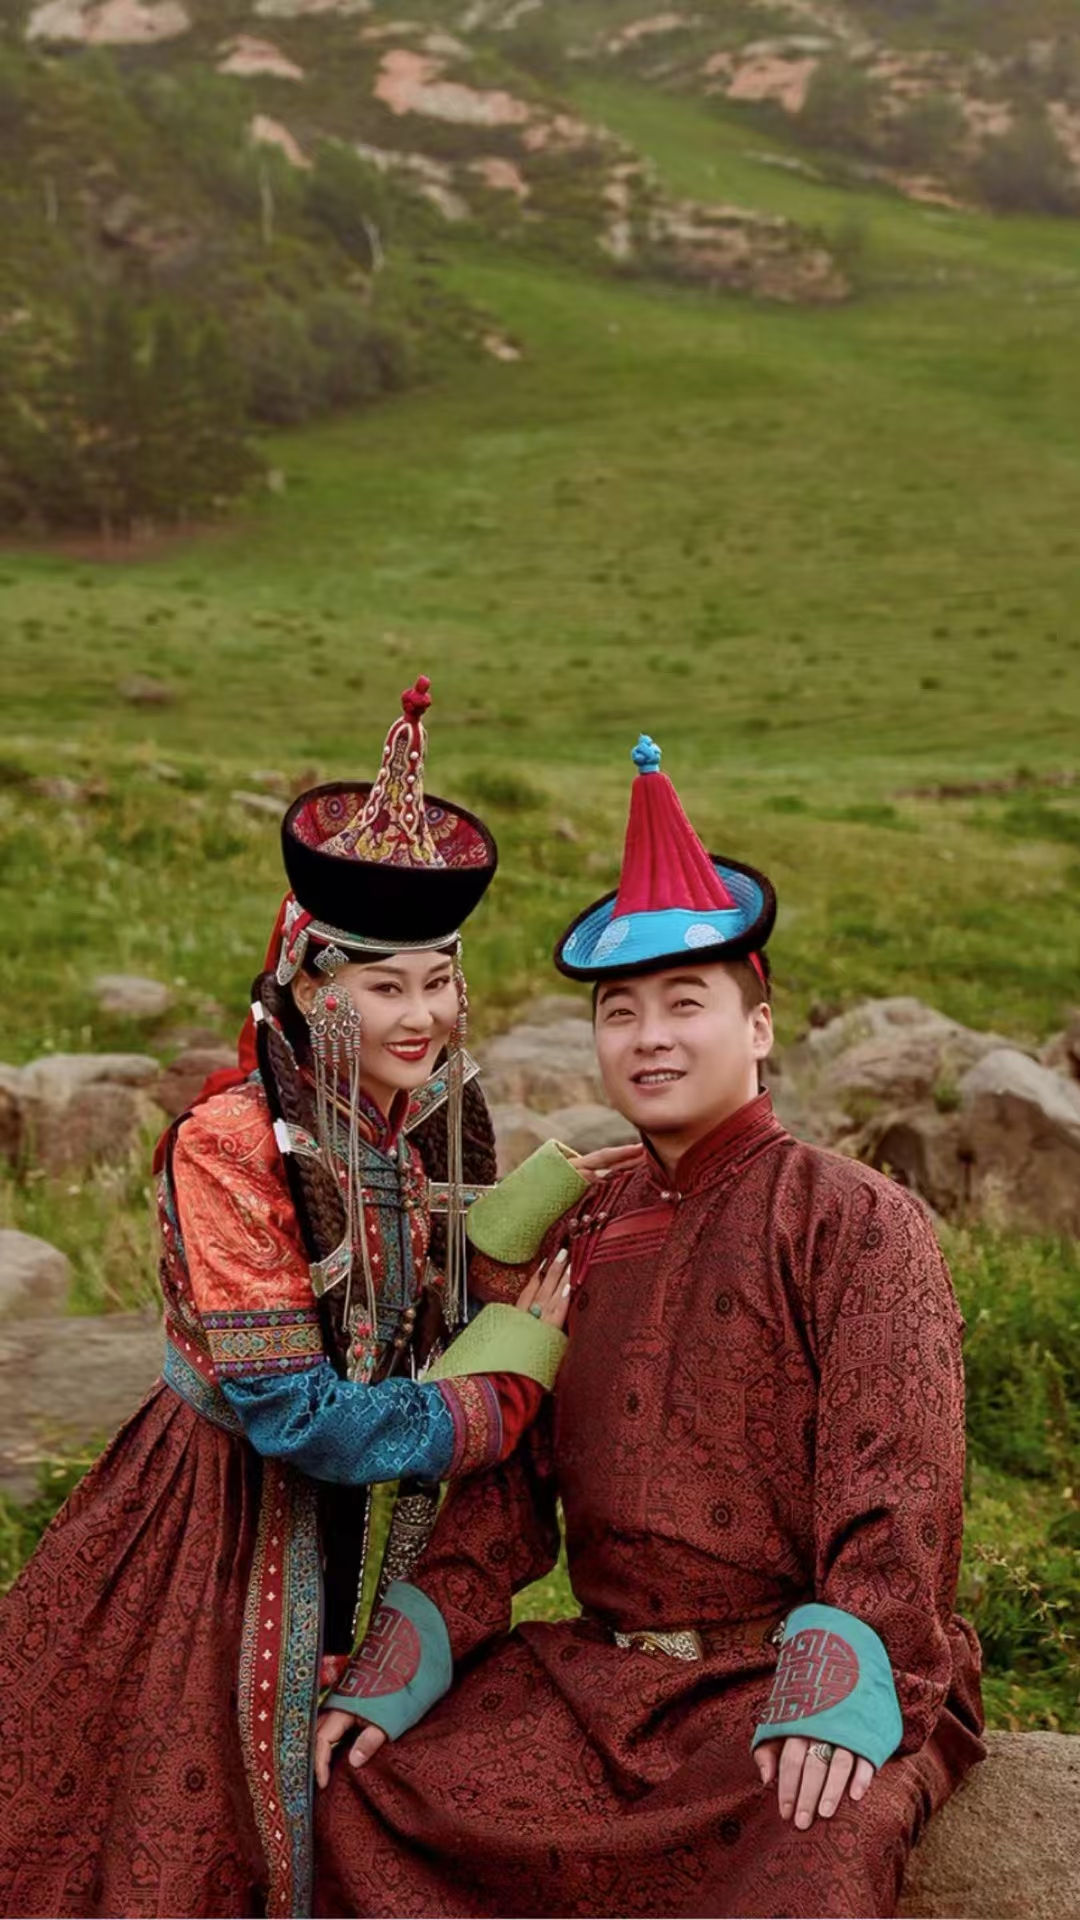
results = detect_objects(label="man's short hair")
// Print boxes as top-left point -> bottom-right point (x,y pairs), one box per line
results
592,952 -> 772,1018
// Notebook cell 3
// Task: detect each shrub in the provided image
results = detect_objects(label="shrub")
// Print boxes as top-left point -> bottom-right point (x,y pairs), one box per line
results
886,92 -> 967,172
972,114 -> 1080,217
305,143 -> 394,267
799,58 -> 884,159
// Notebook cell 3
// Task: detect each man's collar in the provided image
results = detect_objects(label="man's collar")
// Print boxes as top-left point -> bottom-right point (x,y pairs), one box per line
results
642,1091 -> 785,1196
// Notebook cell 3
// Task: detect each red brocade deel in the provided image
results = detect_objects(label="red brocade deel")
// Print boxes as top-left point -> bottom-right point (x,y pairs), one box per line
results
315,1093 -> 985,1920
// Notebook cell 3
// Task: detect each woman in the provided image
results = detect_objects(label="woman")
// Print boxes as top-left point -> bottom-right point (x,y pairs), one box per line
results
0,678 -> 620,1920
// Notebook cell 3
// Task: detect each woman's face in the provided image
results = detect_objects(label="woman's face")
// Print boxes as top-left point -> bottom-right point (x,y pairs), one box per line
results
294,947 -> 460,1115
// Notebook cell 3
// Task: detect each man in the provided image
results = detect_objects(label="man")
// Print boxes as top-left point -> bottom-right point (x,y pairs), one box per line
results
313,733 -> 985,1920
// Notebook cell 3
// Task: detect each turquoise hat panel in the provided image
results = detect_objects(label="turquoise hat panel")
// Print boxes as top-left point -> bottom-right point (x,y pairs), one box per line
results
560,861 -> 767,974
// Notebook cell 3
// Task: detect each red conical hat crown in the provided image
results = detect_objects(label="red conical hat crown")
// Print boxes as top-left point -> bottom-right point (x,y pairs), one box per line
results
614,735 -> 738,917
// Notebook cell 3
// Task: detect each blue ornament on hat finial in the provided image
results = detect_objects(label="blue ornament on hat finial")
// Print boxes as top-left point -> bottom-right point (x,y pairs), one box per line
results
632,734 -> 663,775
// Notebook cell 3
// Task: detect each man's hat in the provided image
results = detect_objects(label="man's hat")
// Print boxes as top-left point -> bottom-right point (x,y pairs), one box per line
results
275,676 -> 497,981
554,734 -> 775,982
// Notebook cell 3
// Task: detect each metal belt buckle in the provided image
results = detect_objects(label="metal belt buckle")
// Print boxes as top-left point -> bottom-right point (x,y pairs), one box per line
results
614,1627 -> 705,1663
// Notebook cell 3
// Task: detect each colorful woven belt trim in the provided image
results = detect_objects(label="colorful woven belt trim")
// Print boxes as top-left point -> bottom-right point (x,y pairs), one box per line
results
202,1306 -> 325,1377
163,1337 -> 245,1434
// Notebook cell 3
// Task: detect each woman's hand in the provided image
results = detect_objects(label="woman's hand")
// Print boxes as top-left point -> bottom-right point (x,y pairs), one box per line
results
314,1708 -> 388,1788
569,1143 -> 645,1182
514,1246 -> 572,1330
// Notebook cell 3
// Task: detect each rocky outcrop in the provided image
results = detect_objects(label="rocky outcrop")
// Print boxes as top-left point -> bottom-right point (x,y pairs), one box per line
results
899,1731 -> 1080,1919
92,973 -> 173,1020
646,197 -> 849,303
0,1231 -> 71,1321
479,1002 -> 604,1115
1,1053 -> 163,1175
778,998 -> 1080,1238
957,1049 -> 1080,1238
153,1047 -> 236,1120
0,1310 -> 162,1500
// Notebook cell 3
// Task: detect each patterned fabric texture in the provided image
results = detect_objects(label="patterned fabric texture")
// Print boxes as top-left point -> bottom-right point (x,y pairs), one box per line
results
315,1094 -> 986,1920
0,1071 -> 515,1920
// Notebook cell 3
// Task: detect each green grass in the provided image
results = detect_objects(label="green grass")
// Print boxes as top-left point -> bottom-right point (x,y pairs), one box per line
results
1,54 -> 1078,1731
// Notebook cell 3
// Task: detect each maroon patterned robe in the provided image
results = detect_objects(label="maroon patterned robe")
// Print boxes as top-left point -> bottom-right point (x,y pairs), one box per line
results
316,1094 -> 985,1920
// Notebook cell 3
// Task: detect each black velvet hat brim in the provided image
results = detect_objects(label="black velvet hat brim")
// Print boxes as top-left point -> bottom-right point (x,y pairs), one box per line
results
282,783 -> 498,946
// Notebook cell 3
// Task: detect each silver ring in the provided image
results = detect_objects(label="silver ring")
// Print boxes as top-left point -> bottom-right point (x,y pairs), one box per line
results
810,1741 -> 835,1765
528,1303 -> 543,1319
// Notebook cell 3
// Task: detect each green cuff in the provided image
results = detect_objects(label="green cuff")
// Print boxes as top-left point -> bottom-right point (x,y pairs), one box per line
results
751,1602 -> 903,1770
324,1580 -> 451,1740
425,1301 -> 566,1392
466,1138 -> 588,1265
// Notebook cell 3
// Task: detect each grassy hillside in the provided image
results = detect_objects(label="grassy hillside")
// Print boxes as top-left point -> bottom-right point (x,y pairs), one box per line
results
1,6 -> 1078,1730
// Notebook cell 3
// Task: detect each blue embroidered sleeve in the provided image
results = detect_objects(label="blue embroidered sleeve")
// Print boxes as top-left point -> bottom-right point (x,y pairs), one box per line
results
221,1363 -> 455,1485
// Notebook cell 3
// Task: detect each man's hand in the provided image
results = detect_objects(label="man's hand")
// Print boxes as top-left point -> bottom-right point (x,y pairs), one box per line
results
755,1736 -> 875,1829
314,1709 -> 388,1788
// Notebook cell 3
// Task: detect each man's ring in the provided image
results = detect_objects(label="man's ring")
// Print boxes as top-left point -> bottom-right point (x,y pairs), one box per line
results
810,1742 -> 835,1765
528,1303 -> 543,1319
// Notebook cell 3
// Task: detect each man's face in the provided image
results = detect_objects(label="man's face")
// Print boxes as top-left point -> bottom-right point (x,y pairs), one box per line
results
593,964 -> 773,1142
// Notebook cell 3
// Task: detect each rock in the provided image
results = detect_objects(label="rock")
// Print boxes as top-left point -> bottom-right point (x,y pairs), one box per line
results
899,1731 -> 1080,1920
516,994 -> 592,1026
232,788 -> 284,819
249,114 -> 312,170
783,998 -> 1010,1140
117,674 -> 174,706
862,1108 -> 966,1217
957,1048 -> 1080,1238
247,767 -> 290,796
644,196 -> 849,305
27,1 -> 191,45
153,1047 -> 237,1120
544,1104 -> 637,1154
217,34 -> 305,80
0,1311 -> 162,1501
1040,1010 -> 1080,1081
17,1053 -> 163,1176
0,1231 -> 71,1320
479,1017 -> 606,1112
20,1054 -> 160,1103
489,1102 -> 552,1176
375,48 -> 533,127
92,973 -> 173,1020
0,1063 -> 25,1165
29,773 -> 83,804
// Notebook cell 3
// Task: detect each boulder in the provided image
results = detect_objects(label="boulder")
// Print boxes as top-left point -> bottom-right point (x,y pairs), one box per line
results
92,973 -> 173,1020
479,1017 -> 606,1112
899,1731 -> 1080,1919
787,998 -> 1009,1126
153,1047 -> 237,1119
489,1103 -> 552,1177
17,1052 -> 163,1175
1040,1009 -> 1080,1081
0,1063 -> 25,1165
515,994 -> 591,1027
232,789 -> 283,819
0,1231 -> 71,1320
958,1048 -> 1080,1238
0,1311 -> 162,1501
862,1108 -> 965,1218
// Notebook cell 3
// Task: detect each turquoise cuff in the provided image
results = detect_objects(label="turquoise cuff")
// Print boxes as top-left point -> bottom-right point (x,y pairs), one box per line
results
324,1579 -> 452,1740
751,1602 -> 903,1770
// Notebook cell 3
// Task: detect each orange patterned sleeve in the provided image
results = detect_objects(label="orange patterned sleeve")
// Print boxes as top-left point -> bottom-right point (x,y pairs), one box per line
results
171,1084 -> 325,1378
